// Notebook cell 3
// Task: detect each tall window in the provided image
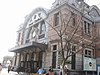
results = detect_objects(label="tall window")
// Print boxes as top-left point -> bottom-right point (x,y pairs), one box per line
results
40,21 -> 45,34
71,12 -> 76,26
38,52 -> 43,67
71,45 -> 76,69
31,52 -> 34,60
84,21 -> 91,34
25,53 -> 29,61
87,23 -> 90,34
25,27 -> 32,43
54,13 -> 59,26
18,33 -> 21,42
32,31 -> 36,38
84,21 -> 87,33
52,45 -> 57,68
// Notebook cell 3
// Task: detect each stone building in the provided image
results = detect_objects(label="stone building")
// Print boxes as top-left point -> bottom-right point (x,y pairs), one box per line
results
46,0 -> 100,75
9,0 -> 100,75
10,7 -> 48,73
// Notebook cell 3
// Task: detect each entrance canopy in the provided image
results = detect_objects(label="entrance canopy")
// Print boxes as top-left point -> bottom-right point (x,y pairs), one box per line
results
9,42 -> 47,53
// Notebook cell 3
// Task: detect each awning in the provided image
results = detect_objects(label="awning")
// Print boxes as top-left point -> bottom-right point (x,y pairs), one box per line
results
9,42 -> 47,53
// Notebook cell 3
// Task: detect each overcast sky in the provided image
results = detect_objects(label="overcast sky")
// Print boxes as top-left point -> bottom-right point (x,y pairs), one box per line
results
0,0 -> 100,63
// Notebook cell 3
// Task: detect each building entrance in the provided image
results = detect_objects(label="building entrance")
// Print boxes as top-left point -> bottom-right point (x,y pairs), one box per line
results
18,60 -> 42,73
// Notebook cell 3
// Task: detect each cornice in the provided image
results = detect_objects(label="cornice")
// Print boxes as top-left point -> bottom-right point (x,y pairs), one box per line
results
48,1 -> 96,23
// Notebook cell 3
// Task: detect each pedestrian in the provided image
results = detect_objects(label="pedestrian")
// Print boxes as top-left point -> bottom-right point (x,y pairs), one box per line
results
37,67 -> 44,74
48,66 -> 53,72
0,63 -> 2,73
43,68 -> 46,74
64,65 -> 69,75
46,66 -> 54,75
46,70 -> 54,75
8,64 -> 11,73
59,68 -> 62,75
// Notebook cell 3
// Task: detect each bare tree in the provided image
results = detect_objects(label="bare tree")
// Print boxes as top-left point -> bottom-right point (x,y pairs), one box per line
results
46,8 -> 84,75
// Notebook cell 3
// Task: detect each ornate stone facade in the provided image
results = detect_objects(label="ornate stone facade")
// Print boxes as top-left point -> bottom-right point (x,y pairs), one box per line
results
9,0 -> 100,75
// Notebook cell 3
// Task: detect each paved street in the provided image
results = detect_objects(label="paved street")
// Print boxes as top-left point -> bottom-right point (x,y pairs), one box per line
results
0,68 -> 26,75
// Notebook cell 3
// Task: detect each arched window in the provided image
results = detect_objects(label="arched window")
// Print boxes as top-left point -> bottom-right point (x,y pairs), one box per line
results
40,21 -> 45,34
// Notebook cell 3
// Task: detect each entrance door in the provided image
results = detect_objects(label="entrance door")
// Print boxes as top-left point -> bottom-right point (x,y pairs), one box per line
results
38,52 -> 43,68
31,61 -> 39,73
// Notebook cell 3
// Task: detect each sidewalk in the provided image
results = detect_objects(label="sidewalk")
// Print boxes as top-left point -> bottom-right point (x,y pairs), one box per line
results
0,68 -> 43,75
9,72 -> 28,75
15,72 -> 27,75
0,68 -> 27,75
16,73 -> 44,75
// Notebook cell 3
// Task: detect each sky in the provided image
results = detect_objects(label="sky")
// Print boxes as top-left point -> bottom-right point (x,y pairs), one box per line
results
0,0 -> 100,63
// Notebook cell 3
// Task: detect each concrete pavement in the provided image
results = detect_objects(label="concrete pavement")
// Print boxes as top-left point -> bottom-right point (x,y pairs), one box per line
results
0,68 -> 27,75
